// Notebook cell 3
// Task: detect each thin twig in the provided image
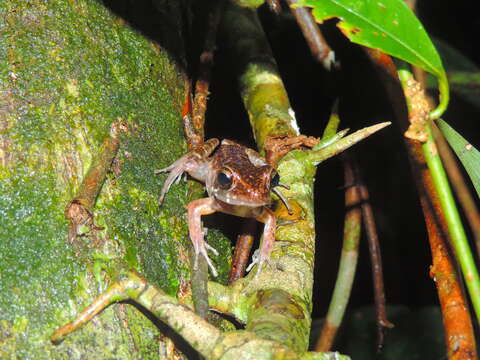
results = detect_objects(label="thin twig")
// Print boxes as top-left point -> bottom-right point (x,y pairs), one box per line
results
286,0 -> 336,70
65,121 -> 125,243
305,122 -> 391,165
182,87 -> 211,321
185,0 -> 224,321
355,162 -> 393,351
315,154 -> 361,352
228,221 -> 257,284
190,0 -> 224,147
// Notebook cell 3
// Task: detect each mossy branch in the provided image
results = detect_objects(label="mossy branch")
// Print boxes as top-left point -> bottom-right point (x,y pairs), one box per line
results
222,2 -> 298,152
52,270 -> 349,360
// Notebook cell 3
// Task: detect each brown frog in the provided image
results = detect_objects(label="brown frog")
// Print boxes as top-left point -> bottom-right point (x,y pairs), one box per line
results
156,138 -> 289,277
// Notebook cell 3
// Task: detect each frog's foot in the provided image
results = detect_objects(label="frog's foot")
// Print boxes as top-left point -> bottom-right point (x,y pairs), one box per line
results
249,207 -> 276,279
155,139 -> 220,205
246,249 -> 272,278
187,197 -> 221,277
155,154 -> 198,205
193,242 -> 219,277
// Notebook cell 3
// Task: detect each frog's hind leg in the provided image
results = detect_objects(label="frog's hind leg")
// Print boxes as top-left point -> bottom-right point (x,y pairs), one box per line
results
187,197 -> 220,277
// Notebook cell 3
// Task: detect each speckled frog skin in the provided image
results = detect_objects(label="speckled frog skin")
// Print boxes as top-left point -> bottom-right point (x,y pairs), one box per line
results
156,138 -> 288,277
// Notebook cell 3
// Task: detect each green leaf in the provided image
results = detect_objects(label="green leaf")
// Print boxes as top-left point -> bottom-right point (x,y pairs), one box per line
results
437,119 -> 480,199
296,0 -> 449,118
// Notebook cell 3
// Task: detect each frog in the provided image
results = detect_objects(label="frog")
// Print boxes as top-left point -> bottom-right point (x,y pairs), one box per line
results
155,138 -> 290,277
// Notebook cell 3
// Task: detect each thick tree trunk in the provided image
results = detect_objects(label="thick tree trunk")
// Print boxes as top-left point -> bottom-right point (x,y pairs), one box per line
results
0,1 -> 229,358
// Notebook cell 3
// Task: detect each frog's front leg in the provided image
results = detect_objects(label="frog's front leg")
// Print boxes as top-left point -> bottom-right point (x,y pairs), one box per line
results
246,207 -> 276,276
187,197 -> 221,277
155,138 -> 219,204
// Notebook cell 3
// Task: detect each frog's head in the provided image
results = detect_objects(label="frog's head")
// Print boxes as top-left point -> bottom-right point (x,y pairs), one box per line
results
206,140 -> 289,209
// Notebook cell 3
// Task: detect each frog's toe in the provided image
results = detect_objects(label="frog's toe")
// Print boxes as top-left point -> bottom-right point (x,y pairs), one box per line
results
246,250 -> 260,273
154,162 -> 176,174
202,243 -> 218,276
204,242 -> 218,256
205,257 -> 218,277
193,247 -> 218,277
246,250 -> 272,278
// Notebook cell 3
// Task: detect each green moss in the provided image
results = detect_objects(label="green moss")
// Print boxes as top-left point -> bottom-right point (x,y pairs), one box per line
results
0,167 -> 82,359
0,0 -> 222,358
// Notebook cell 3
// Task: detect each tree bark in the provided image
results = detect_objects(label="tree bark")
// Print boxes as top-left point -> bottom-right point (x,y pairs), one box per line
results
0,1 -> 230,358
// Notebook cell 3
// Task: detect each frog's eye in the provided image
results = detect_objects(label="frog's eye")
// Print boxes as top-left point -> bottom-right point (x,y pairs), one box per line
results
217,170 -> 233,189
270,173 -> 280,189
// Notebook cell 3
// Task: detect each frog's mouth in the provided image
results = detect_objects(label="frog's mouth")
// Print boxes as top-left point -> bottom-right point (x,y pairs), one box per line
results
215,193 -> 270,207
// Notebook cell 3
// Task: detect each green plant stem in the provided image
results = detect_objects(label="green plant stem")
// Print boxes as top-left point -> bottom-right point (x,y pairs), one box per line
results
422,124 -> 480,322
219,1 -> 315,353
220,2 -> 387,355
428,70 -> 449,120
398,69 -> 480,324
432,122 -> 480,258
365,48 -> 476,360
